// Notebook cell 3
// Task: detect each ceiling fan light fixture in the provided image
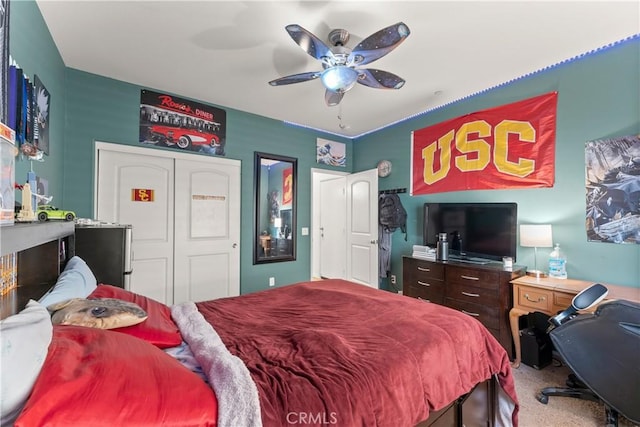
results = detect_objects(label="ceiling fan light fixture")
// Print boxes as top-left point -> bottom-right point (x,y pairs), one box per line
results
321,66 -> 359,93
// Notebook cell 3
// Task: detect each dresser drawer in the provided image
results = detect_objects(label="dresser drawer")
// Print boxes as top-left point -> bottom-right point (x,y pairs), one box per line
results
444,297 -> 500,330
409,259 -> 445,280
407,282 -> 445,304
447,265 -> 500,290
553,291 -> 574,312
445,282 -> 499,306
515,285 -> 553,313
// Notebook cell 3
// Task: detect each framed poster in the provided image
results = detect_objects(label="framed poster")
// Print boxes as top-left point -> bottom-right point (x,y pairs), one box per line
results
316,138 -> 346,167
139,89 -> 226,156
585,134 -> 640,244
34,75 -> 50,155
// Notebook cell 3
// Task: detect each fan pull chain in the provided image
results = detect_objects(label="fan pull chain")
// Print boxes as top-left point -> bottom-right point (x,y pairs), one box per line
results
338,104 -> 346,129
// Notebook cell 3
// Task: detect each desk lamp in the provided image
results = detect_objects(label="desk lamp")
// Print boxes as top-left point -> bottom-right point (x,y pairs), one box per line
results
273,217 -> 282,237
520,224 -> 553,278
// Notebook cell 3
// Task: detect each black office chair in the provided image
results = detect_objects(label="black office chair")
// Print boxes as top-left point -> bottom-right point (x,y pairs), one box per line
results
536,283 -> 640,427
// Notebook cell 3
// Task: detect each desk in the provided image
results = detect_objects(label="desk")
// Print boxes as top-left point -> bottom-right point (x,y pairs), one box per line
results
509,276 -> 640,368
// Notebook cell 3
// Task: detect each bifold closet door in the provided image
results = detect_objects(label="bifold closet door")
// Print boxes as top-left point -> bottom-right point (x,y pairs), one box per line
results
173,158 -> 240,304
96,149 -> 175,304
96,143 -> 241,305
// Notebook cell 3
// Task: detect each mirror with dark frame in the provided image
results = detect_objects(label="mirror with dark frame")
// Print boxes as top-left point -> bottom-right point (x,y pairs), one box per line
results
253,152 -> 297,264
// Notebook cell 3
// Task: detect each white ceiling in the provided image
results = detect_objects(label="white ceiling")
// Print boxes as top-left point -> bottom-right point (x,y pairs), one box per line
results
36,1 -> 639,138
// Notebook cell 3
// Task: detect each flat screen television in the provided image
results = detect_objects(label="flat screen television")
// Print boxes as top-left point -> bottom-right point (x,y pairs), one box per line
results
423,202 -> 517,263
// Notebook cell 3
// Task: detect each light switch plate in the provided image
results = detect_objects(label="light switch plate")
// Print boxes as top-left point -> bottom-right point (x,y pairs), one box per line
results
301,227 -> 309,236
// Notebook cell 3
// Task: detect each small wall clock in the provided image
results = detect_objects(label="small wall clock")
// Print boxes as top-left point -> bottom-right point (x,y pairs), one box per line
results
377,160 -> 392,177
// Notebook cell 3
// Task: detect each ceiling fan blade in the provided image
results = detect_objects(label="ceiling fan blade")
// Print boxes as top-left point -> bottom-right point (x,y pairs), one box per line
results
269,71 -> 321,86
357,69 -> 406,89
349,22 -> 410,66
325,90 -> 344,107
285,24 -> 333,61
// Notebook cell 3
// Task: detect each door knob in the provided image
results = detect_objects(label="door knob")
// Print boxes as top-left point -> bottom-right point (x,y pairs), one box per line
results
232,243 -> 238,248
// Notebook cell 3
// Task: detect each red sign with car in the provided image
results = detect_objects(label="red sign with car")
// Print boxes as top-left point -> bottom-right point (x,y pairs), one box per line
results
139,90 -> 227,156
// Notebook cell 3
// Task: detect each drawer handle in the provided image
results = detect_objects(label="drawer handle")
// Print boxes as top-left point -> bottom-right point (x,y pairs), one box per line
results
462,310 -> 480,317
417,281 -> 431,287
461,291 -> 480,298
460,275 -> 480,281
417,267 -> 431,272
417,297 -> 431,303
524,293 -> 546,303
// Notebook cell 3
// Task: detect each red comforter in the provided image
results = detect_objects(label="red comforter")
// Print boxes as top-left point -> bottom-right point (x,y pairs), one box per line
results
195,279 -> 518,426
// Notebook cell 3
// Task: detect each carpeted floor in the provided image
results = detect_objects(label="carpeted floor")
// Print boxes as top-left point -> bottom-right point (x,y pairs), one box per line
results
512,362 -> 638,426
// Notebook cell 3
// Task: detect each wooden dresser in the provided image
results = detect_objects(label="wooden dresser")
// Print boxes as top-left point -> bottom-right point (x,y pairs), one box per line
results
403,256 -> 525,359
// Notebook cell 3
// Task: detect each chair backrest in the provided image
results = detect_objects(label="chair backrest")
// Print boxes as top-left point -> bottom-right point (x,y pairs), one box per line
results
549,283 -> 608,328
550,299 -> 640,424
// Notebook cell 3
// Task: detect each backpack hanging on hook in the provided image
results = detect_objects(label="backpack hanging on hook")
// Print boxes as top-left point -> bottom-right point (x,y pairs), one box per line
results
379,193 -> 407,240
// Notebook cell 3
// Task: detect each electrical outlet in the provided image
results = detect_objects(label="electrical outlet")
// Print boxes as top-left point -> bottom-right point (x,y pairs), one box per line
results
269,277 -> 275,287
390,275 -> 397,284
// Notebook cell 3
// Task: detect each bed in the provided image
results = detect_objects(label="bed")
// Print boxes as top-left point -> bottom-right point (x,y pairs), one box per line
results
0,224 -> 518,426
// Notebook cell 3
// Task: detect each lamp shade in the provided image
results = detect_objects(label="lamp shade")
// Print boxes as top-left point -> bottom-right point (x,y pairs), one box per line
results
320,66 -> 359,93
520,224 -> 553,248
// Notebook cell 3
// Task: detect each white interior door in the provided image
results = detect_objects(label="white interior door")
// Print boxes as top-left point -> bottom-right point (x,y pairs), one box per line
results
96,149 -> 175,304
346,169 -> 378,287
315,168 -> 378,287
319,177 -> 346,279
173,158 -> 240,303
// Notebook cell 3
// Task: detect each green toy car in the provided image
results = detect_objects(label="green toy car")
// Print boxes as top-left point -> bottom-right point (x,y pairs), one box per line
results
37,205 -> 76,222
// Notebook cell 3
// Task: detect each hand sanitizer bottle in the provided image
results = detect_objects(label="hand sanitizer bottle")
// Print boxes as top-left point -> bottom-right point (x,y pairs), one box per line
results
548,243 -> 567,279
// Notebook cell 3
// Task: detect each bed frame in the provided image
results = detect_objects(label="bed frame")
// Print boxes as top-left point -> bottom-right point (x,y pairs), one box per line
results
1,221 -> 505,427
418,377 -> 499,426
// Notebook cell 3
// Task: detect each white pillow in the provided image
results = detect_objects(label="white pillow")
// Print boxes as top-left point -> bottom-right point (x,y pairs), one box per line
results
0,300 -> 53,426
38,256 -> 98,308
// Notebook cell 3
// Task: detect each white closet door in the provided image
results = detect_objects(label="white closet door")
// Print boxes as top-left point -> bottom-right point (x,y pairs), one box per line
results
96,148 -> 175,304
96,142 -> 240,305
173,158 -> 240,304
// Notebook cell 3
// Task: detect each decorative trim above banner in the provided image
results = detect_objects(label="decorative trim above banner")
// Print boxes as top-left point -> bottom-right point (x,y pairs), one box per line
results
139,89 -> 226,156
411,92 -> 557,195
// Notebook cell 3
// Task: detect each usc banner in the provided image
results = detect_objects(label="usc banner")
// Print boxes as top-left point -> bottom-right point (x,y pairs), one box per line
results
411,92 -> 557,195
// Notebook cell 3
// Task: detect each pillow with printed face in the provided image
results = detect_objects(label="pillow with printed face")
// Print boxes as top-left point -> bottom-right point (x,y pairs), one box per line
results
39,256 -> 98,308
48,298 -> 148,329
87,285 -> 182,348
14,325 -> 218,427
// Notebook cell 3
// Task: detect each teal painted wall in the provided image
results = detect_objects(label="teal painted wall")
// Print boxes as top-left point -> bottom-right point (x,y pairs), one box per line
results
354,38 -> 640,288
61,70 -> 352,294
9,1 -> 66,206
10,1 -> 639,291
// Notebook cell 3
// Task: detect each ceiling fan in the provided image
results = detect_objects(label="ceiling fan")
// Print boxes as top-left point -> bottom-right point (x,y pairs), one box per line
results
269,22 -> 410,106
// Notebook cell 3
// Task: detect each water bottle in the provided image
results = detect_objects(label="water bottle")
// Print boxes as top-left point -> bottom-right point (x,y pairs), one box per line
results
548,243 -> 567,279
436,232 -> 449,261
